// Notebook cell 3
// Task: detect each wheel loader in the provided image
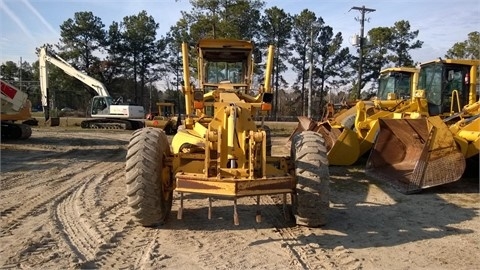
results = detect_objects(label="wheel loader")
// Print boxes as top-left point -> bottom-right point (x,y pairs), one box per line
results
290,67 -> 420,165
125,39 -> 329,227
366,59 -> 480,193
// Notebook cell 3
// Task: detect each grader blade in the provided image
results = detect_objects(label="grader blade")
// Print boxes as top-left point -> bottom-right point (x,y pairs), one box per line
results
366,117 -> 465,193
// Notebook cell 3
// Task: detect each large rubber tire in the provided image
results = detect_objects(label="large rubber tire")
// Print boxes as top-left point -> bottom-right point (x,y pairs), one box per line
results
291,131 -> 330,227
125,127 -> 172,227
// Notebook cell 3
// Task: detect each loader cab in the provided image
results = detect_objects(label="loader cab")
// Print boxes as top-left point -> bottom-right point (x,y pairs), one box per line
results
377,70 -> 416,100
419,61 -> 471,116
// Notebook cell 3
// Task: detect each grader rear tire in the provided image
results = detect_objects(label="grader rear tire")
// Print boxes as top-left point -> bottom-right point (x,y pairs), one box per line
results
291,131 -> 329,227
125,127 -> 172,227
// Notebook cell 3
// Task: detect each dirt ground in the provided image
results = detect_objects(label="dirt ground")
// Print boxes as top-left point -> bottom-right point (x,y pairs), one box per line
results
0,126 -> 479,270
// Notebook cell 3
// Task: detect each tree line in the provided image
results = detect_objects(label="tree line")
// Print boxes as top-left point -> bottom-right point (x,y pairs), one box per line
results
1,0 -> 478,119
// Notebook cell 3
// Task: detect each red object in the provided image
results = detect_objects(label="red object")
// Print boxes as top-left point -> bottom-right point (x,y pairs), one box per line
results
0,81 -> 17,99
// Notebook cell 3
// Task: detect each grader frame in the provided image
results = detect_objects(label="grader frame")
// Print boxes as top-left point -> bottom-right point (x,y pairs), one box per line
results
125,39 -> 330,227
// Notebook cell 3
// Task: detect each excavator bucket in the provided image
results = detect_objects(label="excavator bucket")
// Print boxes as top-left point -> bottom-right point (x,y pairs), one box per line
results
366,116 -> 465,193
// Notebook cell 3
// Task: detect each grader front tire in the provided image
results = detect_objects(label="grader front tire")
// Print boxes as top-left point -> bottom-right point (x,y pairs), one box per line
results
125,128 -> 172,227
291,131 -> 330,227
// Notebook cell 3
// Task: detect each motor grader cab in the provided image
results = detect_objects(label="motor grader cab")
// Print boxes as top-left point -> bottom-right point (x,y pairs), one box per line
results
145,101 -> 181,135
290,67 -> 420,165
125,39 -> 330,227
366,59 -> 480,193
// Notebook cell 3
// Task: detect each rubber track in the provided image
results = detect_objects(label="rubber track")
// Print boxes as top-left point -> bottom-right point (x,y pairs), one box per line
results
291,131 -> 330,227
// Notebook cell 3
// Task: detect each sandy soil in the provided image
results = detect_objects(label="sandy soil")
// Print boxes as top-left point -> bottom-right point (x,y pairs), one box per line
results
0,127 -> 479,270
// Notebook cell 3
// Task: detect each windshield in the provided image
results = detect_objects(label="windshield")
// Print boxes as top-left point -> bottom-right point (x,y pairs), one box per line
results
205,61 -> 244,84
377,72 -> 413,100
105,96 -> 114,106
418,64 -> 443,105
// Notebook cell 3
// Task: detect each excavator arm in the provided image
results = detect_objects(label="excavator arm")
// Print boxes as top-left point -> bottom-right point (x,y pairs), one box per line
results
39,47 -> 110,98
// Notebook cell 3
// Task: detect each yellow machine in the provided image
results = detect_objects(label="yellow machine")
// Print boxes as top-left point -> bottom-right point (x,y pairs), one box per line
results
291,67 -> 420,165
125,39 -> 330,227
145,102 -> 181,135
366,59 -> 480,193
1,80 -> 34,140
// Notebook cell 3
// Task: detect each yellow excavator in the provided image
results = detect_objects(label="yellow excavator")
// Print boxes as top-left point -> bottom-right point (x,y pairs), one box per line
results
366,59 -> 480,193
291,67 -> 420,165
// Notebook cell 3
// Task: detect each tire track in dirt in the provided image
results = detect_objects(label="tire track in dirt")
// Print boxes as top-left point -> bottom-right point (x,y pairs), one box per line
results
262,195 -> 363,270
50,158 -> 132,266
45,150 -> 161,269
0,148 -> 124,236
133,196 -> 297,269
80,219 -> 157,269
1,132 -> 129,268
0,172 -> 87,236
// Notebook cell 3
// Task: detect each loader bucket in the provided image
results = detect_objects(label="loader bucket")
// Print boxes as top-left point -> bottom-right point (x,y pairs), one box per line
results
366,117 -> 466,193
316,124 -> 360,166
288,116 -> 317,141
289,116 -> 361,165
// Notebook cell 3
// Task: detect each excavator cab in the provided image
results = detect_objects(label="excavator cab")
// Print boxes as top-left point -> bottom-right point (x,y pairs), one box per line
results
367,59 -> 480,193
91,96 -> 111,115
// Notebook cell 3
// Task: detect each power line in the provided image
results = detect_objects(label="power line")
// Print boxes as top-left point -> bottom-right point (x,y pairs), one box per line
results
350,5 -> 375,99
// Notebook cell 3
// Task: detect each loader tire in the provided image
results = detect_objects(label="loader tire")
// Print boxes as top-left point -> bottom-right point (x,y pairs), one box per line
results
291,131 -> 329,227
125,127 -> 172,227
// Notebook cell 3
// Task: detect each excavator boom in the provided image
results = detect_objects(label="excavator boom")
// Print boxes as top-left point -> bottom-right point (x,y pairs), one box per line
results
39,46 -> 145,129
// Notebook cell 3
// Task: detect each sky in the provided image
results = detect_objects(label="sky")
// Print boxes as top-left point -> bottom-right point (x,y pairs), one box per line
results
1,0 -> 479,68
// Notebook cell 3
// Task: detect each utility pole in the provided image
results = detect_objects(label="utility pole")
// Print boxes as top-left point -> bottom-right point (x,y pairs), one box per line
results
350,5 -> 375,99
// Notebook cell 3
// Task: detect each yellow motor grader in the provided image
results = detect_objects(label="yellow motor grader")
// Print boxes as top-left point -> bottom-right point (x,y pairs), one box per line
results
145,101 -> 181,135
366,59 -> 480,193
125,39 -> 329,227
291,67 -> 420,165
